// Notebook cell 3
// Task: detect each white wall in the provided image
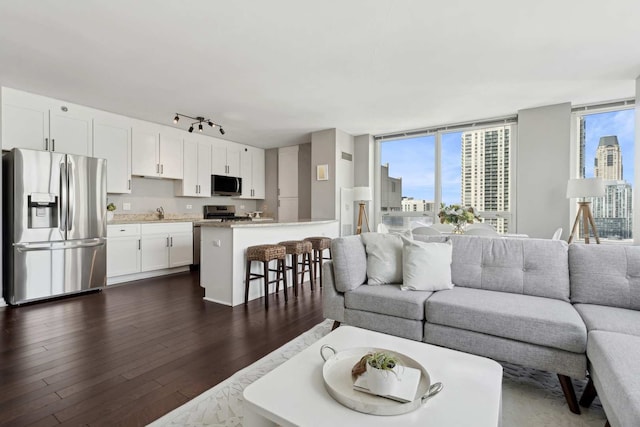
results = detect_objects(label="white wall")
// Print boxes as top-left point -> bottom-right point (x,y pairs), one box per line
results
516,103 -> 572,239
108,177 -> 258,216
335,129 -> 354,223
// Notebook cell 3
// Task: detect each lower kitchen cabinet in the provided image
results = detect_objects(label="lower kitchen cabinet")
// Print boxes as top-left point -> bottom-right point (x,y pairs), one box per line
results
107,222 -> 192,281
107,224 -> 141,278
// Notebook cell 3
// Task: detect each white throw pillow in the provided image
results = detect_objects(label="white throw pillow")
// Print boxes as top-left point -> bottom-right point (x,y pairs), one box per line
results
361,230 -> 412,285
401,237 -> 454,291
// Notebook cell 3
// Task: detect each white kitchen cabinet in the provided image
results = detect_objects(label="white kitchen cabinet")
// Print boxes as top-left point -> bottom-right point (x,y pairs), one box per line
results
240,146 -> 265,199
140,222 -> 193,272
176,136 -> 212,197
211,139 -> 241,176
107,224 -> 141,278
1,87 -> 92,156
93,112 -> 132,193
131,123 -> 183,179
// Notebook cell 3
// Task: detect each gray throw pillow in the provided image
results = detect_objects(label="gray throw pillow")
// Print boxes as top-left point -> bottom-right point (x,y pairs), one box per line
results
361,230 -> 411,285
401,237 -> 453,291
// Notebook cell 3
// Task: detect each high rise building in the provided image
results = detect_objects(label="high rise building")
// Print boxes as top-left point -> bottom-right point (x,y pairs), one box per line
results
401,197 -> 435,213
380,164 -> 402,212
578,117 -> 586,178
588,135 -> 632,239
461,126 -> 510,233
594,135 -> 623,180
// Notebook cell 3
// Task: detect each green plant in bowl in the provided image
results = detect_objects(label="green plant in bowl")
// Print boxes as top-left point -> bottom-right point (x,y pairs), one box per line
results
107,203 -> 116,212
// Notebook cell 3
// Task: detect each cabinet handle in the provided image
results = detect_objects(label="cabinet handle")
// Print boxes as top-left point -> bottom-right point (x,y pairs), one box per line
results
170,236 -> 173,247
45,138 -> 49,151
166,237 -> 170,247
128,179 -> 131,190
138,239 -> 141,250
161,164 -> 164,174
156,164 -> 159,173
52,139 -> 55,151
198,184 -> 201,193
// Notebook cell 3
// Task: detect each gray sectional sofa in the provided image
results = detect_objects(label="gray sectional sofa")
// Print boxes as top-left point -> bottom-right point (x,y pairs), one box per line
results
322,233 -> 640,426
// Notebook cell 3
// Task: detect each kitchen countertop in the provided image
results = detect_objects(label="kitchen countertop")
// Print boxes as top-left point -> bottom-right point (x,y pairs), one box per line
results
108,214 -> 275,225
195,219 -> 336,228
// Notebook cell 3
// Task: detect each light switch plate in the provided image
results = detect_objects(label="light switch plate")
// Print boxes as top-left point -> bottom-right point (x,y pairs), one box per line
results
123,202 -> 131,211
186,204 -> 192,209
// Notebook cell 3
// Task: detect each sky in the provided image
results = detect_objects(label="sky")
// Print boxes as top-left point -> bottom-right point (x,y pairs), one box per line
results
381,109 -> 635,206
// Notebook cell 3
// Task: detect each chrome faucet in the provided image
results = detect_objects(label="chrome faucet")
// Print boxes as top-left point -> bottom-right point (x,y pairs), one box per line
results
157,206 -> 165,220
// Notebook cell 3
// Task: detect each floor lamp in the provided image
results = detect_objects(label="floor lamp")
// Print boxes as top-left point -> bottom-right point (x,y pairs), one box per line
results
354,186 -> 372,234
566,178 -> 605,244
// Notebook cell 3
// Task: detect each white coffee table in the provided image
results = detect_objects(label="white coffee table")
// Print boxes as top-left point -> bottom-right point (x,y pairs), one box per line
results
243,325 -> 502,426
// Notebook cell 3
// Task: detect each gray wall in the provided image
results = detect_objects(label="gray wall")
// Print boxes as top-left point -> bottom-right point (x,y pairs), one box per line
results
264,148 -> 279,220
311,129 -> 337,219
354,134 -> 375,231
108,177 -> 259,217
516,103 -> 571,239
298,143 -> 312,219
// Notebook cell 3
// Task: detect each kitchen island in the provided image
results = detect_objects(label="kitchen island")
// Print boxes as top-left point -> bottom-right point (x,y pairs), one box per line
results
198,219 -> 340,306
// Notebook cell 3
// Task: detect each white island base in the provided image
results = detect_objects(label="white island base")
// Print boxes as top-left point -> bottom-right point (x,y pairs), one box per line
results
199,220 -> 339,306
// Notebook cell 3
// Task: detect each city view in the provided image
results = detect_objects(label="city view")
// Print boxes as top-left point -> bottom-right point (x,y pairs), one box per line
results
381,109 -> 634,239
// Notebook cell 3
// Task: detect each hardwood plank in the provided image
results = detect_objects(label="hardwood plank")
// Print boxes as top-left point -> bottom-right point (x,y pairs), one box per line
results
0,271 -> 325,426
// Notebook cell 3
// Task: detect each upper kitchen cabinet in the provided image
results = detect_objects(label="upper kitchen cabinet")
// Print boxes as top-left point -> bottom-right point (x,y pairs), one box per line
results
176,135 -> 212,197
240,146 -> 265,199
211,139 -> 241,176
132,122 -> 183,179
2,87 -> 92,156
93,112 -> 132,193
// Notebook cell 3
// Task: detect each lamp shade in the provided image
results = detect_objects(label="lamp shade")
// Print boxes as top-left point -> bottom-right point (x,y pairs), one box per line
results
566,178 -> 605,198
353,186 -> 372,202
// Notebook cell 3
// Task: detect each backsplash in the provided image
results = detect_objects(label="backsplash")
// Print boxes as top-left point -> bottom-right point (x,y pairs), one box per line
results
107,177 -> 263,217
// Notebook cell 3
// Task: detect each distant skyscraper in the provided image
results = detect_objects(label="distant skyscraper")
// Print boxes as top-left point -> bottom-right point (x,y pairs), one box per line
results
589,135 -> 632,239
401,197 -> 435,213
594,136 -> 623,180
578,117 -> 586,178
380,164 -> 402,212
461,126 -> 510,233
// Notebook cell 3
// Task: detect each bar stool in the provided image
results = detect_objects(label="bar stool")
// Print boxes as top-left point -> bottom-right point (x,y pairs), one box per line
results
245,244 -> 287,308
304,237 -> 332,287
278,240 -> 315,296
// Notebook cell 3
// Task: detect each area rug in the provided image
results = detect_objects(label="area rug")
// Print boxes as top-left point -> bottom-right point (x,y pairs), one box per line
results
148,320 -> 606,426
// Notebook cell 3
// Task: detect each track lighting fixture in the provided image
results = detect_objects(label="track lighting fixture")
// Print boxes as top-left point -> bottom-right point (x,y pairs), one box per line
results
172,113 -> 225,136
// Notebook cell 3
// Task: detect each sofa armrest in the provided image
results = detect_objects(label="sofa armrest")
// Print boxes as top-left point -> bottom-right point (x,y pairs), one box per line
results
322,260 -> 345,322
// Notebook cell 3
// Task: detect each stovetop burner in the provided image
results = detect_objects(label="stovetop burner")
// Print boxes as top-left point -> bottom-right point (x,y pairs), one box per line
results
203,205 -> 251,222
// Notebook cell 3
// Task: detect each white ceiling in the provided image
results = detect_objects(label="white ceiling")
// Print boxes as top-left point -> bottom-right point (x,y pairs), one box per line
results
1,1 -> 639,149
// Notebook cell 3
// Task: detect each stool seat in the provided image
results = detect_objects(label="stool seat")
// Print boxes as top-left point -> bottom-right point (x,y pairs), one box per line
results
279,240 -> 312,255
247,244 -> 286,262
305,236 -> 331,251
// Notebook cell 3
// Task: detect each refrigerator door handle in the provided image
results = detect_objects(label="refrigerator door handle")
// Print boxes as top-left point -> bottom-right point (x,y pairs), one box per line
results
14,238 -> 105,252
67,160 -> 75,231
60,160 -> 68,233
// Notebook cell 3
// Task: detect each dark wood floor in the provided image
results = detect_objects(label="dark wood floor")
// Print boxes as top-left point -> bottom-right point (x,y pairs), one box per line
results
0,270 -> 325,426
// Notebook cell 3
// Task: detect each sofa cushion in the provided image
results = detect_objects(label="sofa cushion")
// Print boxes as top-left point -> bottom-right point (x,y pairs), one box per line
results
401,238 -> 453,291
570,244 -> 640,310
587,331 -> 640,427
574,303 -> 640,336
414,235 -> 570,301
345,284 -> 432,320
330,235 -> 367,292
425,287 -> 587,353
361,232 -> 407,285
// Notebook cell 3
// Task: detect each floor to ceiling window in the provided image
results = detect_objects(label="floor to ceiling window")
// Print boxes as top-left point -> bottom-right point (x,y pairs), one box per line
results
378,120 -> 516,233
573,105 -> 635,242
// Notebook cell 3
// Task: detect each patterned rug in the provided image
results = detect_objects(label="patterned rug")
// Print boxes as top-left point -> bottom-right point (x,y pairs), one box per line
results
148,320 -> 607,426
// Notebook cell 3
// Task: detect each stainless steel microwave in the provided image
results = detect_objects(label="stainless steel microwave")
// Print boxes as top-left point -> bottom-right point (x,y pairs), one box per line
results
211,175 -> 242,196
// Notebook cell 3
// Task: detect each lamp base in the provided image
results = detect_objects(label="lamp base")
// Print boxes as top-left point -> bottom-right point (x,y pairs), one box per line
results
568,201 -> 600,244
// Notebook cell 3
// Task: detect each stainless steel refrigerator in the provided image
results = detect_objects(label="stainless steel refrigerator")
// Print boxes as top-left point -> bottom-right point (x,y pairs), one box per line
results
3,148 -> 107,305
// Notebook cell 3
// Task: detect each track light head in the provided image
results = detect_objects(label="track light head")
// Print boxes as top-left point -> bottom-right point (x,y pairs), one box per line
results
173,114 -> 179,124
188,125 -> 194,133
208,121 -> 214,127
173,113 -> 223,135
198,123 -> 203,132
219,127 -> 225,135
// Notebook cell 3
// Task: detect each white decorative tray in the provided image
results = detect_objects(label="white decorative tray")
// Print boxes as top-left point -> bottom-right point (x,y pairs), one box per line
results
320,345 -> 443,416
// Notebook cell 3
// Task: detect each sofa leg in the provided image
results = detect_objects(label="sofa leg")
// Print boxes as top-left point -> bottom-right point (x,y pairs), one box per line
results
604,421 -> 610,427
557,374 -> 581,414
331,321 -> 341,331
579,377 -> 597,408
